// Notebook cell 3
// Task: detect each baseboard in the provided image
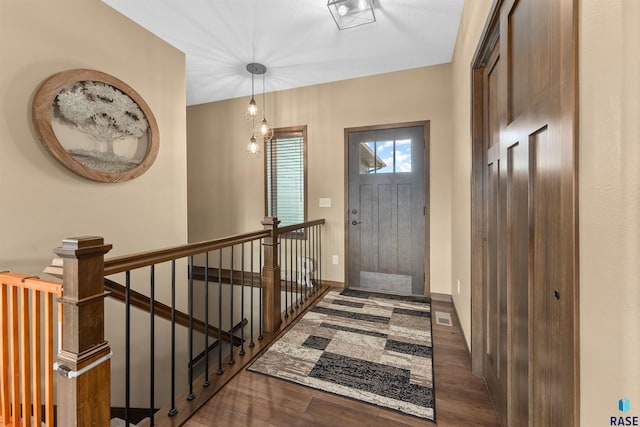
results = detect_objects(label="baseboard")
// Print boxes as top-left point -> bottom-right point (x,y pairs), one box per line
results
430,292 -> 452,302
450,296 -> 472,365
322,280 -> 344,288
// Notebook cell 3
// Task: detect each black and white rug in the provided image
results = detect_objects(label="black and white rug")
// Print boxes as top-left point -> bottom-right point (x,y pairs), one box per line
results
248,288 -> 435,422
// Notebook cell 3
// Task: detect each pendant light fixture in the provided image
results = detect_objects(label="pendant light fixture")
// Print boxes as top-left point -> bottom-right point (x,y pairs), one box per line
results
246,63 -> 262,119
258,73 -> 273,140
246,63 -> 267,157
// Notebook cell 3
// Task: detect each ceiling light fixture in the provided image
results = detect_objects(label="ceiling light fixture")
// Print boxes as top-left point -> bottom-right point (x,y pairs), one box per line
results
258,73 -> 273,140
327,0 -> 376,30
246,62 -> 267,157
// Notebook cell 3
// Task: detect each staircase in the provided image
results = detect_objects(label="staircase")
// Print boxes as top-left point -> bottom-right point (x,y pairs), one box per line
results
1,217 -> 325,427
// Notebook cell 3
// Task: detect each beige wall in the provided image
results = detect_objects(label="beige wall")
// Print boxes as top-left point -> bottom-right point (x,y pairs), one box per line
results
579,0 -> 640,422
0,0 -> 188,407
450,0 -> 494,348
187,65 -> 455,294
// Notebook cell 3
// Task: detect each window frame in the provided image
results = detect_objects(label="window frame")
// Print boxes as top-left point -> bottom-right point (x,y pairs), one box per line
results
264,125 -> 308,230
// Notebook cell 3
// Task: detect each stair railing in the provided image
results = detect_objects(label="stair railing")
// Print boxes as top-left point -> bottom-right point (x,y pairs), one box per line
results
0,272 -> 63,427
52,216 -> 324,427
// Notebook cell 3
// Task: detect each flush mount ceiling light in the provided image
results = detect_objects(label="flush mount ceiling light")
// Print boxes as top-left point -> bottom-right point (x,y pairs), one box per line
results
327,0 -> 376,30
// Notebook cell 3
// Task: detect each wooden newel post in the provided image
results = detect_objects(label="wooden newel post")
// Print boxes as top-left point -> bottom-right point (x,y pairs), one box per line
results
54,236 -> 112,427
261,217 -> 281,333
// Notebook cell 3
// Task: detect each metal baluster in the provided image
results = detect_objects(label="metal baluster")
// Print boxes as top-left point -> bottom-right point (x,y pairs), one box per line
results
229,246 -> 235,365
217,249 -> 224,374
302,228 -> 307,302
310,226 -> 314,294
284,234 -> 288,318
315,225 -> 319,293
310,226 -> 316,296
318,224 -> 322,287
149,265 -> 155,425
240,243 -> 246,356
304,226 -> 309,300
125,270 -> 131,424
295,234 -> 300,308
277,233 -> 282,320
187,256 -> 195,400
203,252 -> 210,387
249,241 -> 255,347
299,229 -> 304,303
303,227 -> 307,299
302,229 -> 305,302
258,238 -> 263,340
290,234 -> 295,314
168,260 -> 178,416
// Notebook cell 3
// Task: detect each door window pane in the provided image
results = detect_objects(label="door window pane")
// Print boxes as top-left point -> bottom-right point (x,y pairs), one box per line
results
376,140 -> 395,174
359,142 -> 383,174
395,139 -> 412,173
359,139 -> 412,174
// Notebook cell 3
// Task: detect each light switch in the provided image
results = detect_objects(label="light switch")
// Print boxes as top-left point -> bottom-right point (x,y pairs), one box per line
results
319,198 -> 332,208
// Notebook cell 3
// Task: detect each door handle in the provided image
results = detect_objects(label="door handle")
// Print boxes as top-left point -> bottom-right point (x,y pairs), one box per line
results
351,220 -> 362,225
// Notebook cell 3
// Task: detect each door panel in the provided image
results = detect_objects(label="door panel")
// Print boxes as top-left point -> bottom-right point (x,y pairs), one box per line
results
378,183 -> 396,274
530,125 -> 571,426
507,140 -> 529,426
359,183 -> 375,273
347,125 -> 426,295
483,42 -> 508,424
397,184 -> 412,275
475,0 -> 577,425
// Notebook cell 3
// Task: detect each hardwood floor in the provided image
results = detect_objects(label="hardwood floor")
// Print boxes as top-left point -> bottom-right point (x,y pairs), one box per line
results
185,298 -> 499,427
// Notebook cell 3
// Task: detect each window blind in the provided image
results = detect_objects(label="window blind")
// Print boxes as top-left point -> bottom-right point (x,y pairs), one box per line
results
266,129 -> 306,226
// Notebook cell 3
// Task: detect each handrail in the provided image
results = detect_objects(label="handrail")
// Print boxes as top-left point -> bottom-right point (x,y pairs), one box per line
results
0,272 -> 61,427
104,229 -> 270,276
0,272 -> 62,295
277,218 -> 326,236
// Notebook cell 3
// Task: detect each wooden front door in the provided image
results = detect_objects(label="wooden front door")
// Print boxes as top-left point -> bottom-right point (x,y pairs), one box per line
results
472,0 -> 578,425
346,123 -> 428,296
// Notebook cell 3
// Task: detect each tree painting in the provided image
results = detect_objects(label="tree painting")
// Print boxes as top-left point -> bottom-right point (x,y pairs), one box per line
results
52,80 -> 149,173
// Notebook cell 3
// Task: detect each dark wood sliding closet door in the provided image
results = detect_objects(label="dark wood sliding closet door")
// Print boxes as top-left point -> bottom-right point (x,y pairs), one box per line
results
483,42 -> 508,426
471,0 -> 579,425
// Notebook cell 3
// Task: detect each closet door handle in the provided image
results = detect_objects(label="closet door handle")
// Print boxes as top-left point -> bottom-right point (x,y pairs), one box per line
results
351,220 -> 362,226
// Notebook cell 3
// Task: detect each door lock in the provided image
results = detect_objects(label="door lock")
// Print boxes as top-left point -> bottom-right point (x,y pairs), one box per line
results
351,220 -> 362,225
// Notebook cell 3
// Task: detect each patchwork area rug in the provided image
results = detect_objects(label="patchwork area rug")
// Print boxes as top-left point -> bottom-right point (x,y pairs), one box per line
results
248,288 -> 435,422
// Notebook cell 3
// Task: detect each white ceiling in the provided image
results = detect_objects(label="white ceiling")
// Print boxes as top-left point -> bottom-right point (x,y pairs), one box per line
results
103,0 -> 464,106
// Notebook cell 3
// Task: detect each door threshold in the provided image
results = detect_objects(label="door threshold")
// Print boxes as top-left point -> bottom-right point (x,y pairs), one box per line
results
346,286 -> 421,298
